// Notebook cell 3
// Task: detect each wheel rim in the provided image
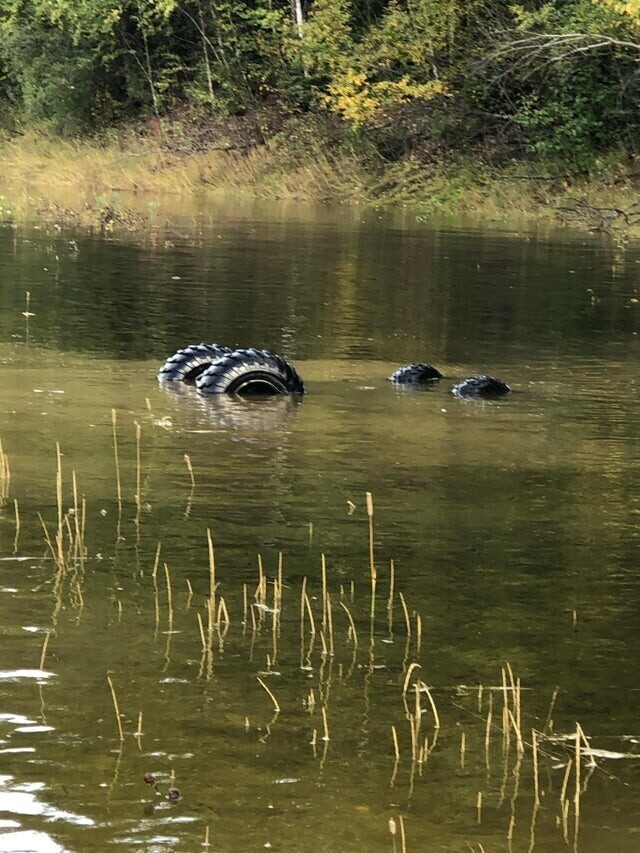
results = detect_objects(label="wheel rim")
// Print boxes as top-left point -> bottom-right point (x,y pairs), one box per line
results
226,371 -> 290,396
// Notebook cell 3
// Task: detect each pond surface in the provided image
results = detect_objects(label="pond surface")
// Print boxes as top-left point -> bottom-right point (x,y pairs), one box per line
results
1,200 -> 640,851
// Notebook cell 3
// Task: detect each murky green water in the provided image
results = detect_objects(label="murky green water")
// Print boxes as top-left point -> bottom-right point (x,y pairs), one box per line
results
1,202 -> 640,851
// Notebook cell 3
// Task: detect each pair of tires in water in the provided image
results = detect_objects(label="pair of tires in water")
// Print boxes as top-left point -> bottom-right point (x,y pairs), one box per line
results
157,343 -> 510,399
157,344 -> 306,396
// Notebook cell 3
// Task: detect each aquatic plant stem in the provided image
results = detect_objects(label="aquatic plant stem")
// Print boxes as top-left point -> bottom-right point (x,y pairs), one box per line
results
39,631 -> 50,671
257,676 -> 280,713
111,410 -> 122,517
366,492 -> 376,621
107,675 -> 125,742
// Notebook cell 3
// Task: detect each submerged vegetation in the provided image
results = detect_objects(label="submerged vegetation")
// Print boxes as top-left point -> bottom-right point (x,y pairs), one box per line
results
1,1 -> 640,228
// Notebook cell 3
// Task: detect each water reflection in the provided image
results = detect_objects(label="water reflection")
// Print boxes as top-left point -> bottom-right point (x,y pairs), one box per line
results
2,209 -> 640,849
157,381 -> 303,436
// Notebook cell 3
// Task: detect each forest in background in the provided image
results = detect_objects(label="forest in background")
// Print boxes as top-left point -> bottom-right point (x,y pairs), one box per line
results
1,0 -> 640,222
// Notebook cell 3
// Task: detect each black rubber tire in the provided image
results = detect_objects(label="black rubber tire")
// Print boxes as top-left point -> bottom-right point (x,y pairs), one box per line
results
157,343 -> 232,383
452,375 -> 511,398
196,348 -> 306,396
388,363 -> 443,384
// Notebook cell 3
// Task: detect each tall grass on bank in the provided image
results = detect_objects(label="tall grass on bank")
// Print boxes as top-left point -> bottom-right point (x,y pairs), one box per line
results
2,126 -> 640,234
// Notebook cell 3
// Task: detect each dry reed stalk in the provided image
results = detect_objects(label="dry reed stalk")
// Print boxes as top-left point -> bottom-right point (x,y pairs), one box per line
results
186,578 -> 193,600
80,497 -> 86,559
277,551 -> 283,588
460,732 -> 466,768
39,632 -> 50,671
559,756 -> 572,820
308,521 -> 313,544
502,705 -> 511,756
255,554 -> 266,610
152,544 -> 162,581
501,666 -> 508,710
243,582 -> 248,631
321,706 -> 330,741
408,711 -> 417,762
135,710 -> 143,752
532,729 -> 540,805
477,683 -> 484,713
420,681 -> 441,729
300,576 -> 307,637
257,676 -> 280,713
476,791 -> 483,824
307,689 -> 316,713
203,825 -> 210,850
412,684 -> 422,761
55,443 -> 64,569
38,513 -> 60,568
217,597 -> 230,637
507,813 -> 515,842
402,662 -> 421,697
321,553 -> 328,635
107,675 -> 124,742
339,601 -> 358,648
134,421 -> 142,514
398,592 -> 411,637
0,438 -> 11,504
391,725 -> 400,760
484,693 -> 493,770
13,498 -> 20,554
207,529 -> 216,632
111,410 -> 122,513
577,722 -> 594,765
319,630 -> 328,659
415,613 -> 422,652
163,563 -> 174,631
366,492 -> 376,620
574,723 -> 581,844
399,815 -> 406,853
508,709 -> 525,756
71,470 -> 79,545
388,558 -> 395,611
562,796 -> 570,844
197,612 -> 207,651
153,584 -> 160,636
184,454 -> 195,488
207,597 -> 215,646
271,594 -> 280,660
326,591 -> 334,657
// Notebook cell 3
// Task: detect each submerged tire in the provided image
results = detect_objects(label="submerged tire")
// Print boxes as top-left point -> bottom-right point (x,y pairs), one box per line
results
157,343 -> 232,383
196,348 -> 306,396
452,375 -> 511,398
388,363 -> 443,384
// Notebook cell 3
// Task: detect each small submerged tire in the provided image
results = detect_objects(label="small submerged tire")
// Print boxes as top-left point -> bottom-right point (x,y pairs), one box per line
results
452,375 -> 511,398
196,348 -> 306,396
157,343 -> 232,383
388,363 -> 443,384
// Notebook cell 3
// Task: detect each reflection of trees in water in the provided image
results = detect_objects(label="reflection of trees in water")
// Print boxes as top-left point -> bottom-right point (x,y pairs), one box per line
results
6,221 -> 640,369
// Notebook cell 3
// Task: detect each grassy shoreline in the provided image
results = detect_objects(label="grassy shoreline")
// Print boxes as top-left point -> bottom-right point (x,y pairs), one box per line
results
0,126 -> 638,237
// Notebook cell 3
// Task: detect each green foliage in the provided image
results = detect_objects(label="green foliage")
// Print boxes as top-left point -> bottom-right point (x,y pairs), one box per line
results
0,0 -> 638,169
